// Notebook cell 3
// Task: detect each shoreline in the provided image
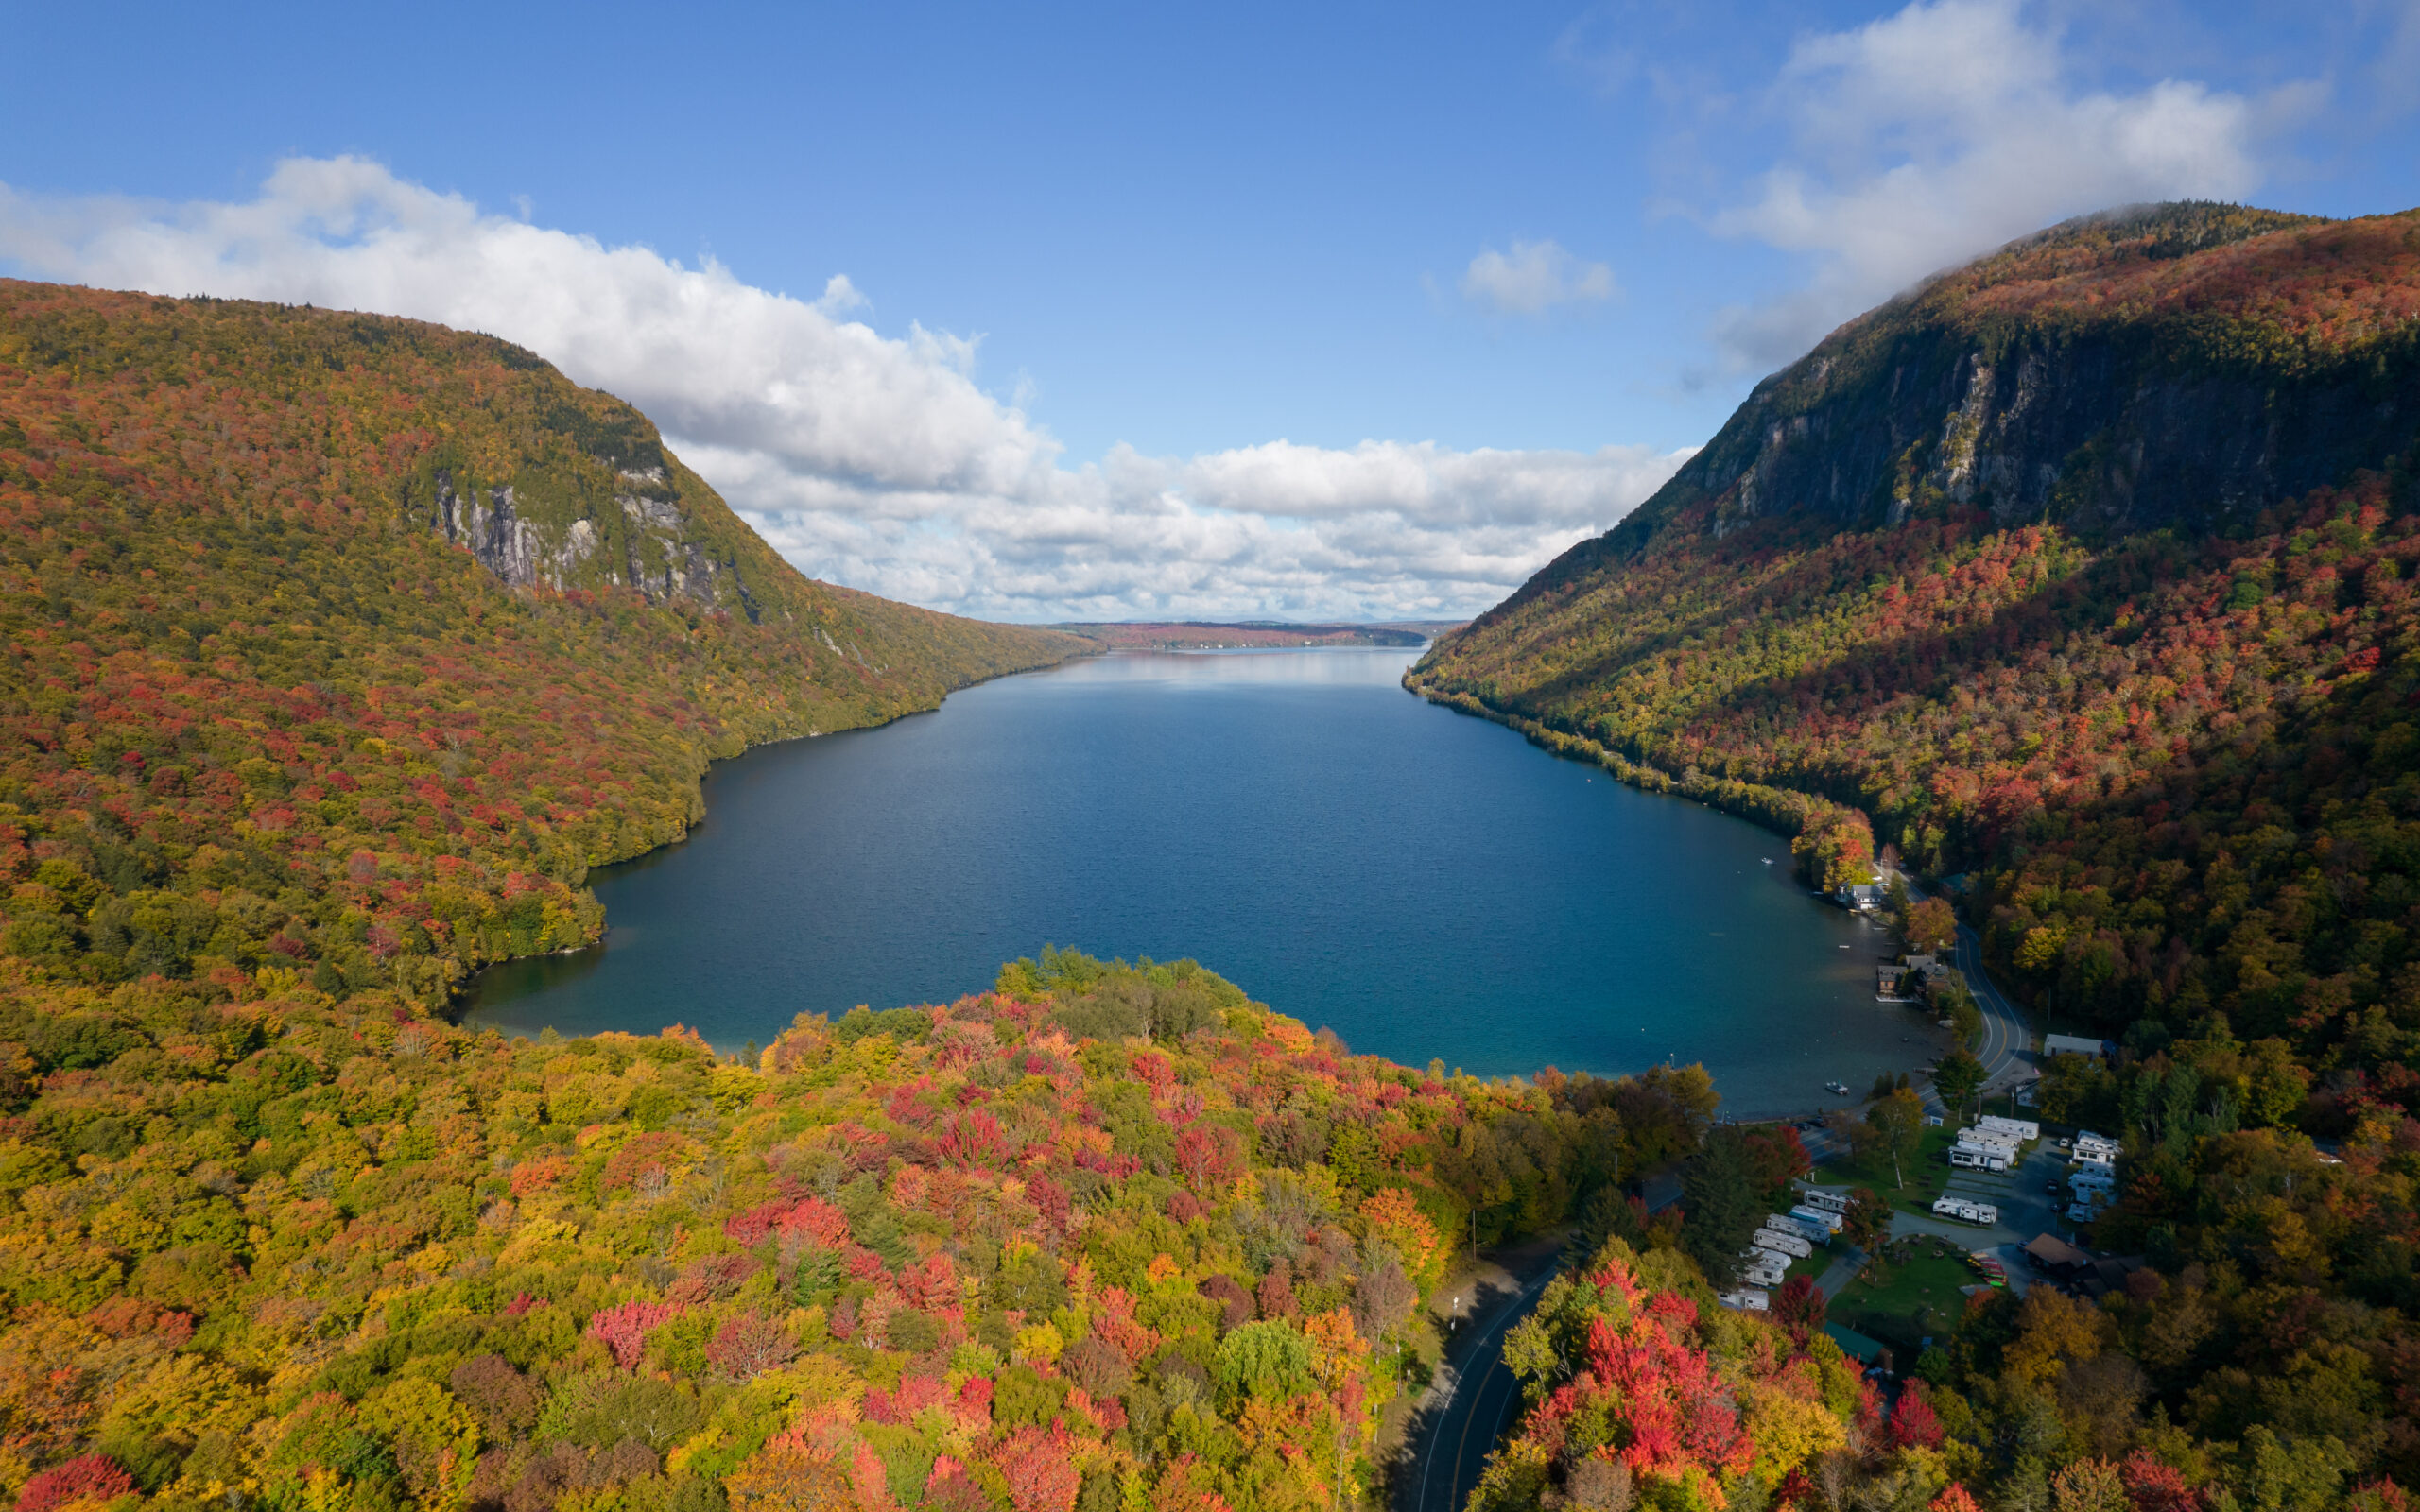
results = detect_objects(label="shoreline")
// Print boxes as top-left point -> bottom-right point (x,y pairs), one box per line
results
462,648 -> 1964,1125
445,638 -> 1098,1024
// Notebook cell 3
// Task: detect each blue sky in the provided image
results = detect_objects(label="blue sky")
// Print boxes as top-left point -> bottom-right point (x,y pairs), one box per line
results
4,0 -> 2415,619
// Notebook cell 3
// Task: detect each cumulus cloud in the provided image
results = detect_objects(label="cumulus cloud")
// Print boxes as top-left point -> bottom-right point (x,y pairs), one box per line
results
0,159 -> 1685,621
1460,239 -> 1618,315
1705,0 -> 2302,369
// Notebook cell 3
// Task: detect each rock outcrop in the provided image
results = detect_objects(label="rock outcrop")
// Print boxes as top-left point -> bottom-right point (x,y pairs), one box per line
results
1509,203 -> 2420,612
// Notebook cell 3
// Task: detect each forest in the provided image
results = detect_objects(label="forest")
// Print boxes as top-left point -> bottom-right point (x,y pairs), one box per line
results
0,281 -> 1082,1012
8,230 -> 2420,1509
1402,204 -> 2420,1506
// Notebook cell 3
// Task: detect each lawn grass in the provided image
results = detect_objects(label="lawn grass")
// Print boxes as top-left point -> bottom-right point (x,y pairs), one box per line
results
1810,1124 -> 1964,1211
1829,1246 -> 1979,1353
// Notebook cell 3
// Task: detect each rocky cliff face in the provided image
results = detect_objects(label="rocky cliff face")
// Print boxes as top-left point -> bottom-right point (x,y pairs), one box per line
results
1517,204 -> 2420,608
1685,323 -> 2415,542
416,462 -> 765,622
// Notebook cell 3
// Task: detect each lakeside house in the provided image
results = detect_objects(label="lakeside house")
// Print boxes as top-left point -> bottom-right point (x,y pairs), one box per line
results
1835,881 -> 1884,911
1877,952 -> 1953,1000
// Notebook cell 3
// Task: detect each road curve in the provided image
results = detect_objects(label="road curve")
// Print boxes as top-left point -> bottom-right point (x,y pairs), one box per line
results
1398,1243 -> 1565,1512
1894,871 -> 2031,1101
1951,919 -> 2031,1093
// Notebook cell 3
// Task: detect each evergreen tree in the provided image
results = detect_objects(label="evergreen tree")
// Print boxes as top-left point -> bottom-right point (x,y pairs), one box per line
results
1679,1126 -> 1763,1287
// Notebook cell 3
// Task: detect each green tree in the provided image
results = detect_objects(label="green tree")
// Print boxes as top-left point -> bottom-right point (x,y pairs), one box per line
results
1214,1321 -> 1314,1404
1679,1126 -> 1763,1288
1866,1087 -> 1926,1190
1931,1049 -> 1986,1125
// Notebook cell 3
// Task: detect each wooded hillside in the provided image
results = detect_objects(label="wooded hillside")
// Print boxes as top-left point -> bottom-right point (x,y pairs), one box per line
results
0,281 -> 1085,1008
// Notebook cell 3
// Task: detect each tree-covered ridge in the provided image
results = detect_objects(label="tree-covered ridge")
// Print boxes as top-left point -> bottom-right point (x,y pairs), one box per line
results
1411,202 -> 2420,1507
0,281 -> 1084,1005
0,946 -> 1728,1512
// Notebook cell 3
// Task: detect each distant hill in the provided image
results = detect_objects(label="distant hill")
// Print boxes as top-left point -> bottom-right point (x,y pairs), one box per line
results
0,281 -> 1086,1005
1053,620 -> 1461,650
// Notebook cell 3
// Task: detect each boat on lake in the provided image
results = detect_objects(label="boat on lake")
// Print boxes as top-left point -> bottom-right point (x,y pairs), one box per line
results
1825,1080 -> 1851,1095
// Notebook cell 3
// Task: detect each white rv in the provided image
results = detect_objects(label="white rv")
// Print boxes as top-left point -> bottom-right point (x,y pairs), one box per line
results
1720,1288 -> 1772,1312
1768,1213 -> 1829,1246
1743,1261 -> 1787,1288
1950,1145 -> 2011,1172
1755,1225 -> 1814,1258
1977,1115 -> 2041,1143
1799,1188 -> 1851,1215
1931,1195 -> 1999,1226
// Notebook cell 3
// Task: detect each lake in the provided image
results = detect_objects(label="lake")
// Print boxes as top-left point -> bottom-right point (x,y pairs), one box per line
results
465,647 -> 1939,1117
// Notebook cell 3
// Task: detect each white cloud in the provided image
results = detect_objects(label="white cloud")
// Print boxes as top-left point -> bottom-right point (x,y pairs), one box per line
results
1460,239 -> 1618,315
1705,0 -> 2298,369
0,159 -> 1687,621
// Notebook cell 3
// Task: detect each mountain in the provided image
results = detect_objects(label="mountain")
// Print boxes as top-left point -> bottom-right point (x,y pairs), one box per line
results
1051,622 -> 1450,651
0,280 -> 1087,1005
0,284 -> 1848,1512
1423,206 -> 2420,1500
1414,203 -> 2420,1037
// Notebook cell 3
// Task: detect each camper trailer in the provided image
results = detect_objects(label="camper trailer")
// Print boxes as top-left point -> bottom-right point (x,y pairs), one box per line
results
1799,1188 -> 1851,1215
1950,1145 -> 2011,1172
1977,1115 -> 2041,1143
1755,1225 -> 1814,1258
1720,1289 -> 1771,1312
1931,1195 -> 1999,1226
1767,1213 -> 1829,1246
1743,1261 -> 1787,1288
1790,1205 -> 1845,1234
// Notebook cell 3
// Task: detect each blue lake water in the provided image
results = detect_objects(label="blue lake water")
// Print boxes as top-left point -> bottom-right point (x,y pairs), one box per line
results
464,648 -> 1938,1117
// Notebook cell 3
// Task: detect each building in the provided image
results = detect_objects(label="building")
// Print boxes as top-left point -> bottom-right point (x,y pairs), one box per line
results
1878,953 -> 1954,998
2043,1033 -> 2110,1060
1836,881 -> 1884,912
2024,1232 -> 2096,1282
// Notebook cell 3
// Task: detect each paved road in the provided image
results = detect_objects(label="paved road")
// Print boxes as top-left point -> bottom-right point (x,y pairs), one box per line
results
1397,1242 -> 1565,1512
1951,919 -> 2032,1093
1888,869 -> 2032,1100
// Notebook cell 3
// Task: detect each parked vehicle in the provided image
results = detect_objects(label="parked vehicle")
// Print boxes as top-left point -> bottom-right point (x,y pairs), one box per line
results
1754,1224 -> 1814,1258
1977,1115 -> 2041,1143
1950,1146 -> 2010,1172
1720,1289 -> 1771,1312
1931,1195 -> 1999,1226
1790,1205 -> 1846,1235
1767,1213 -> 1829,1246
1799,1188 -> 1851,1215
1743,1262 -> 1787,1288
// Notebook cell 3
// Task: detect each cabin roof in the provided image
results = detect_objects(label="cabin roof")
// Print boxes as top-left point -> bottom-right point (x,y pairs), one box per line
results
2026,1232 -> 2093,1269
